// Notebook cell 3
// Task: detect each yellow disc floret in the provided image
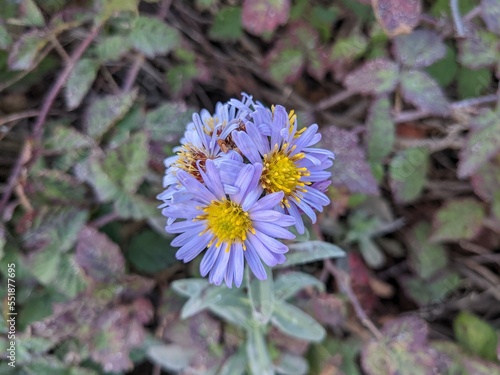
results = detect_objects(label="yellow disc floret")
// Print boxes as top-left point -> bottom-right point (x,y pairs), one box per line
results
175,143 -> 210,182
197,199 -> 255,250
261,143 -> 311,205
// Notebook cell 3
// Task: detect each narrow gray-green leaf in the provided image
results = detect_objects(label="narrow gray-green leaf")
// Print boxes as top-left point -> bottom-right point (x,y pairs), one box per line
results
274,353 -> 308,375
181,284 -> 230,319
208,291 -> 251,328
65,58 -> 99,110
218,349 -> 247,375
248,265 -> 275,324
277,241 -> 345,268
274,272 -> 324,301
172,279 -> 209,298
246,323 -> 274,375
147,344 -> 196,372
271,301 -> 326,342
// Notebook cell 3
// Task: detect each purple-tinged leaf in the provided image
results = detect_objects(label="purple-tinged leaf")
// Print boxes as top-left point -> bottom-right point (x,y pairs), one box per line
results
366,96 -> 395,163
431,198 -> 485,242
344,58 -> 399,95
372,0 -> 421,37
383,315 -> 429,348
458,31 -> 498,69
321,127 -> 379,195
8,30 -> 49,70
458,109 -> 500,178
75,226 -> 125,282
481,0 -> 500,35
392,29 -> 446,68
471,160 -> 500,202
399,70 -> 450,115
389,147 -> 429,203
242,0 -> 290,35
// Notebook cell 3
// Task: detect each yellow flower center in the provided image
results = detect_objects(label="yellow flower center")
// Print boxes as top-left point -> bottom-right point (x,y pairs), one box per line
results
197,199 -> 255,249
261,144 -> 310,205
175,143 -> 210,182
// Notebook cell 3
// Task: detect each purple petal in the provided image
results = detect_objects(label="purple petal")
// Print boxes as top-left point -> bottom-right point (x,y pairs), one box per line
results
177,171 -> 217,204
232,131 -> 261,163
247,233 -> 278,266
231,164 -> 256,204
254,231 -> 289,254
250,210 -> 293,224
176,232 -> 212,262
209,247 -> 231,285
199,159 -> 225,199
250,192 -> 284,212
253,221 -> 295,240
271,106 -> 287,147
200,243 -> 220,277
287,202 -> 305,234
166,220 -> 205,234
171,228 -> 203,247
244,243 -> 267,280
295,199 -> 317,223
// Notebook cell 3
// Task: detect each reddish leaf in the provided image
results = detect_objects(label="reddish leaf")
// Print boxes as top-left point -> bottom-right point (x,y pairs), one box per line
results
458,109 -> 500,178
481,0 -> 500,35
392,29 -> 446,67
75,226 -> 125,282
471,160 -> 500,202
344,58 -> 399,95
399,70 -> 449,116
372,0 -> 422,37
242,0 -> 290,35
320,127 -> 379,195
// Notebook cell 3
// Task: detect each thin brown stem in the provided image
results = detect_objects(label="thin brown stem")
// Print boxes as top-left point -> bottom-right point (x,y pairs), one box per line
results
315,90 -> 355,111
122,54 -> 144,92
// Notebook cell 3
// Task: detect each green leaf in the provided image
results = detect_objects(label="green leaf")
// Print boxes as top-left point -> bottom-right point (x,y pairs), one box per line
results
76,155 -> 120,201
8,31 -> 49,70
145,102 -> 194,142
402,272 -> 461,306
458,31 -> 498,69
172,278 -> 209,298
102,132 -> 149,193
426,45 -> 458,87
130,16 -> 179,57
113,190 -> 156,220
458,109 -> 500,178
166,63 -> 199,96
393,29 -> 446,68
0,23 -> 12,49
209,7 -> 243,41
344,58 -> 399,95
45,124 -> 92,152
274,272 -> 324,301
277,241 -> 345,268
147,344 -> 196,372
95,35 -> 132,62
180,284 -> 231,319
454,311 -> 498,361
64,58 -> 99,110
274,353 -> 308,375
56,253 -> 87,298
20,0 -> 45,26
85,90 -> 138,139
218,349 -> 247,375
431,198 -> 485,242
268,47 -> 304,83
389,147 -> 429,203
271,301 -> 326,342
366,96 -> 394,163
408,222 -> 448,279
358,236 -> 386,268
125,231 -> 177,274
329,31 -> 368,61
309,337 -> 362,375
399,70 -> 449,115
208,292 -> 252,327
95,0 -> 139,21
457,67 -> 492,99
248,265 -> 275,324
246,323 -> 274,375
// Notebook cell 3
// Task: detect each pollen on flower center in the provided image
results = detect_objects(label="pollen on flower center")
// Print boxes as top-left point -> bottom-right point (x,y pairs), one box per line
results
262,144 -> 310,203
198,199 -> 255,249
175,143 -> 209,182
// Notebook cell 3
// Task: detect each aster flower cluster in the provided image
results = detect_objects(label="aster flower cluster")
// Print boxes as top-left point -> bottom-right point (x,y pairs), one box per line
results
158,94 -> 334,287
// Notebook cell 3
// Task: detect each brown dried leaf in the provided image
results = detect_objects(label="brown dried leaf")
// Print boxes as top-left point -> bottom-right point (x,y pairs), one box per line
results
372,0 -> 422,37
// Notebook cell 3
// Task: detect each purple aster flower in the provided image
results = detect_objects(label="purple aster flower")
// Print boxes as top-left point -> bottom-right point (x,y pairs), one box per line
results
162,160 -> 296,288
231,104 -> 334,234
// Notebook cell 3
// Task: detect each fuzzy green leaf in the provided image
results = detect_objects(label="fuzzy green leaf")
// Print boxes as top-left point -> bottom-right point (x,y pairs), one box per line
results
64,58 -> 99,110
130,16 -> 179,57
389,147 -> 429,203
